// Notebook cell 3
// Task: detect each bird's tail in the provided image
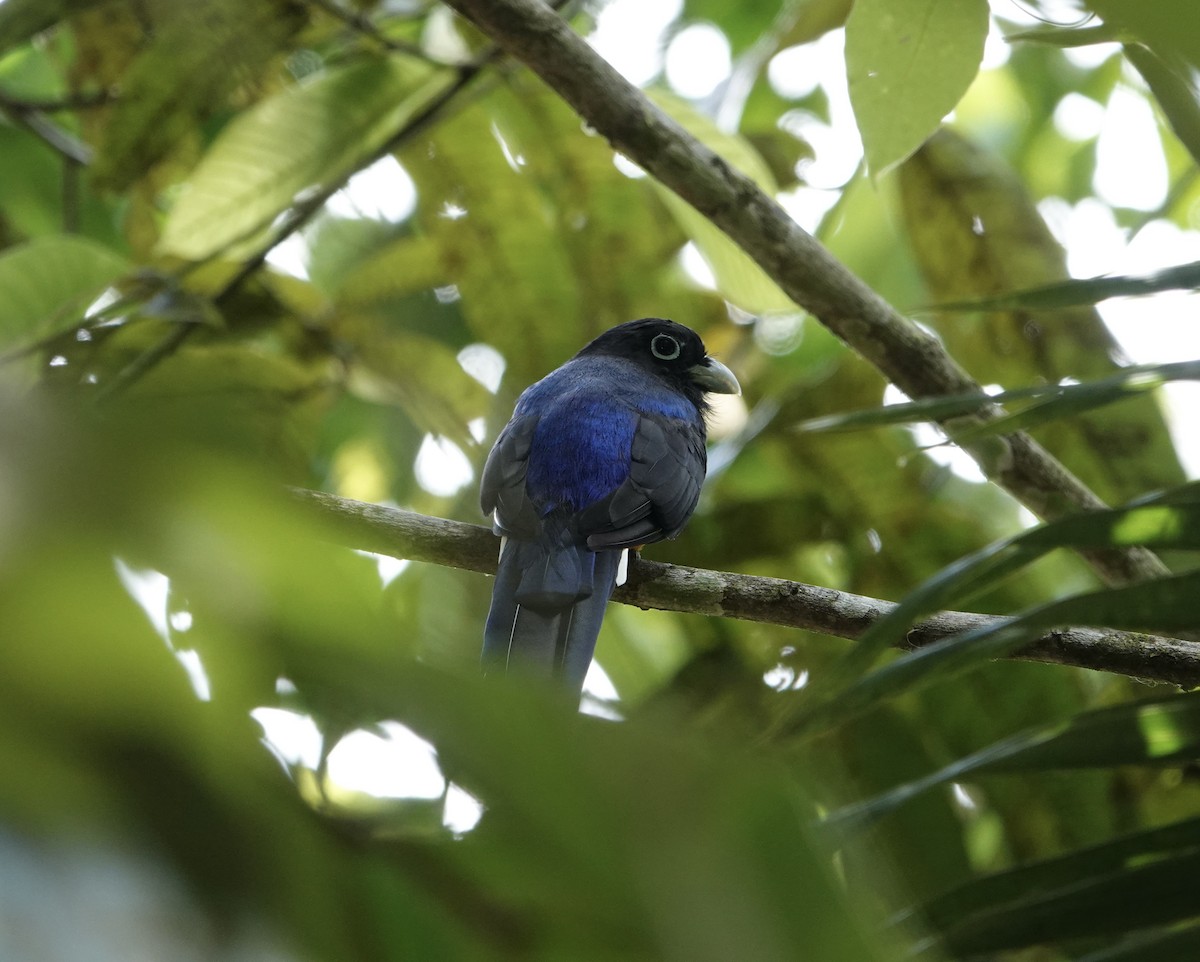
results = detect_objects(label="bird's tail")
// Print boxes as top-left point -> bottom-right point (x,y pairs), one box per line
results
483,542 -> 622,696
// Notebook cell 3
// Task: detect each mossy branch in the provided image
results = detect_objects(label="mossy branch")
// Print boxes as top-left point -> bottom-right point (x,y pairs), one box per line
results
293,489 -> 1200,689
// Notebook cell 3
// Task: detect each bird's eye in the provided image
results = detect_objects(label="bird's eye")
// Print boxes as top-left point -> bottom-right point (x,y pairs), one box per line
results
650,333 -> 681,360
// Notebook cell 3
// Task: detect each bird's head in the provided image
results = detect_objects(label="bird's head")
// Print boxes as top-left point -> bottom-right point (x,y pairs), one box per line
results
576,318 -> 741,409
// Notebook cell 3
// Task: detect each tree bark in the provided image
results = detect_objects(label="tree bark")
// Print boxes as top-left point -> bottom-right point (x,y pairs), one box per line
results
293,489 -> 1200,689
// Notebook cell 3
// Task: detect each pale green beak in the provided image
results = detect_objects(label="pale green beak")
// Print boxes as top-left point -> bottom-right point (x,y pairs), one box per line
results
689,357 -> 741,396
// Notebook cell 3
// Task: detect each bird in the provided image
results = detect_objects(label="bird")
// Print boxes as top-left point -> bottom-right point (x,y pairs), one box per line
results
479,318 -> 740,699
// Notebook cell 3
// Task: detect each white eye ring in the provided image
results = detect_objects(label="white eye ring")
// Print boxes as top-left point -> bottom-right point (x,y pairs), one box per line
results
651,333 -> 681,360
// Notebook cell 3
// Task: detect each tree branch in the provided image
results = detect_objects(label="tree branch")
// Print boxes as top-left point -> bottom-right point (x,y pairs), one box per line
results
0,88 -> 113,112
291,489 -> 1200,689
438,0 -> 1167,589
0,101 -> 93,165
305,0 -> 434,60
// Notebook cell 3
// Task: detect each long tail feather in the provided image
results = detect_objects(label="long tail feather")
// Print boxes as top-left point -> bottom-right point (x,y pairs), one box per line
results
483,547 -> 622,696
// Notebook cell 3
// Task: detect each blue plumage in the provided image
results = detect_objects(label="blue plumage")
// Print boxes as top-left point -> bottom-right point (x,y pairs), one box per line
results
520,360 -> 643,512
480,318 -> 740,699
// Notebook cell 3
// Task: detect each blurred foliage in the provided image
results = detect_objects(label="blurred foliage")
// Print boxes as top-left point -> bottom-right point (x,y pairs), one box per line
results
0,0 -> 1199,959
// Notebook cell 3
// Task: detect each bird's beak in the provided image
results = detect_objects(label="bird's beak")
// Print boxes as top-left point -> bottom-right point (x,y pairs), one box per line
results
688,357 -> 741,396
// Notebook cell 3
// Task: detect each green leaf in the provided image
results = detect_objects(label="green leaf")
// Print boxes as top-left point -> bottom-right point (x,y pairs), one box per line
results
800,362 -> 1200,451
0,0 -> 109,54
938,845 -> 1200,954
400,79 -> 692,385
92,0 -> 303,190
831,708 -> 973,902
1075,923 -> 1200,961
828,692 -> 1200,832
845,0 -> 989,177
335,235 -> 445,306
679,1 -> 777,54
926,260 -> 1200,312
159,57 -> 450,261
918,817 -> 1200,938
797,362 -> 1200,442
796,385 -> 1036,432
939,369 -> 1193,449
897,127 -> 1186,502
1021,503 -> 1200,552
824,569 -> 1200,730
335,325 -> 489,446
382,675 -> 897,962
786,500 -> 1200,733
1125,44 -> 1200,169
1083,0 -> 1200,71
647,90 -> 794,314
1140,480 -> 1200,506
1003,23 -> 1122,49
0,235 -> 129,351
778,0 -> 854,48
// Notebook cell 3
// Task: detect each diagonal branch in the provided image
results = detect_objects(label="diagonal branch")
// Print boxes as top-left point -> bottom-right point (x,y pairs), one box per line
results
292,489 -> 1200,689
305,0 -> 433,60
0,100 -> 93,165
439,0 -> 1167,589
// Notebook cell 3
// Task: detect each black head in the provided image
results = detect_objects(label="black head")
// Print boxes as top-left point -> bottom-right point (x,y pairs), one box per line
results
576,318 -> 740,409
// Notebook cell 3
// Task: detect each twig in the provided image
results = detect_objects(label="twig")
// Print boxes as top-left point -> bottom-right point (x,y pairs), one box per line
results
290,489 -> 1200,689
63,157 -> 82,233
0,88 -> 113,112
438,0 -> 1167,589
305,0 -> 432,60
0,103 -> 93,164
93,321 -> 197,405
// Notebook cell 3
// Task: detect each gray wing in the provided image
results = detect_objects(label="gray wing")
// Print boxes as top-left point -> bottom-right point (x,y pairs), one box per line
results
577,414 -> 706,550
479,414 -> 541,538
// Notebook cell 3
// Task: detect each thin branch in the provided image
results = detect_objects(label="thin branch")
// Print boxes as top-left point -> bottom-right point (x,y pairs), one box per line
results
92,321 -> 197,405
0,102 -> 93,164
63,157 -> 82,233
291,489 -> 1200,689
0,88 -> 114,112
305,0 -> 432,60
439,0 -> 1167,589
